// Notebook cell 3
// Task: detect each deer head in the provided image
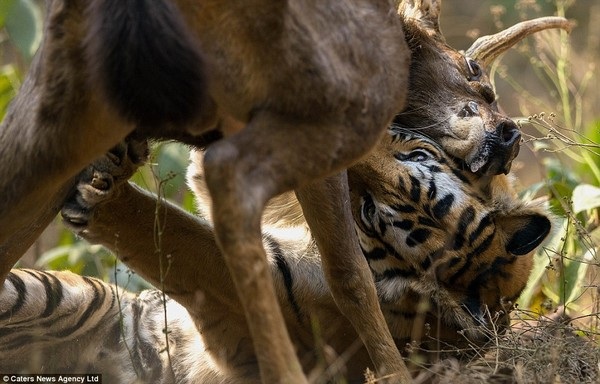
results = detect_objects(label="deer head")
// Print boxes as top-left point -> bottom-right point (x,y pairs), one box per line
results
396,0 -> 572,175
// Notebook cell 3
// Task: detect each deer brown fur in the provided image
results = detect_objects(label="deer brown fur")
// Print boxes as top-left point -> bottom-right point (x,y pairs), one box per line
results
0,1 -> 411,382
0,0 -> 570,382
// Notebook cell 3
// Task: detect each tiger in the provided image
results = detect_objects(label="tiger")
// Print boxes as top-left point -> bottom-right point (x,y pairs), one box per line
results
0,129 -> 551,383
0,269 -> 202,383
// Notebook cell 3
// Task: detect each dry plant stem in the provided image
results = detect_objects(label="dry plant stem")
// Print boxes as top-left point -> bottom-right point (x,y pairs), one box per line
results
112,263 -> 143,379
153,175 -> 176,378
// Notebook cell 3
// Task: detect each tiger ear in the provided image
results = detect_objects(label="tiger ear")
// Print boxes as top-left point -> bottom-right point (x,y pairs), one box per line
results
497,211 -> 551,256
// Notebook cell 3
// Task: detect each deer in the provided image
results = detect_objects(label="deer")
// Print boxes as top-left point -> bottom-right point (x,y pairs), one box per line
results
0,0 -> 570,381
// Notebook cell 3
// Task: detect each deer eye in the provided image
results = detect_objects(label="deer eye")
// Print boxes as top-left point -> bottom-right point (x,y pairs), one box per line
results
465,57 -> 482,81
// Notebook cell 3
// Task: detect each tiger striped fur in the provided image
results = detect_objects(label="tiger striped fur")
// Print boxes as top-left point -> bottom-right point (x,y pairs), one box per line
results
0,269 -> 204,383
0,130 -> 551,383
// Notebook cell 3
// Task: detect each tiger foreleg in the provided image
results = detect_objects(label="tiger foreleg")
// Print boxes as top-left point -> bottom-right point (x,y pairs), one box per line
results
60,139 -> 245,322
60,137 -> 199,293
60,138 -> 268,381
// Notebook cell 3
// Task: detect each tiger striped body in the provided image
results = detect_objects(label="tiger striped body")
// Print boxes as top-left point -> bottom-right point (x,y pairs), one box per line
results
0,269 -> 205,383
0,131 -> 550,382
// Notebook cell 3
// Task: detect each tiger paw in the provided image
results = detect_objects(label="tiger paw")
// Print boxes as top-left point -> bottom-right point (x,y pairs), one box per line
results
61,137 -> 148,230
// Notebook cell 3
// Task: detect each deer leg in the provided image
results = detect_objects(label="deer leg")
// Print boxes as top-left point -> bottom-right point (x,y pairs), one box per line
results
0,90 -> 133,281
296,174 -> 411,382
203,140 -> 305,382
0,179 -> 77,280
201,110 -> 408,383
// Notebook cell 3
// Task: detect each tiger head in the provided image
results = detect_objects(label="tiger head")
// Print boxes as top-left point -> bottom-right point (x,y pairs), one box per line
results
348,128 -> 551,349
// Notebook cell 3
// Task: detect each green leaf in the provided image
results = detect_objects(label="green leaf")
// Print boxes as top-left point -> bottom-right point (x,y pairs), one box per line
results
563,254 -> 590,308
5,0 -> 43,60
584,120 -> 600,146
0,0 -> 17,28
543,157 -> 580,187
181,189 -> 198,214
572,184 -> 600,213
153,142 -> 190,199
35,245 -> 74,270
0,65 -> 20,120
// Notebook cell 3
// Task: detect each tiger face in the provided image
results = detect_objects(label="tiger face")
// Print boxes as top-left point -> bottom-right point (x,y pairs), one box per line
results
348,129 -> 551,346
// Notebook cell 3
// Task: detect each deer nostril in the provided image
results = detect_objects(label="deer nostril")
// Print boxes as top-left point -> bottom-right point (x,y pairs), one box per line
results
497,121 -> 521,145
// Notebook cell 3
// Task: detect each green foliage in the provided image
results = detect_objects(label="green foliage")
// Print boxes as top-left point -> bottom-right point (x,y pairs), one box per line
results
496,2 -> 600,330
2,0 -> 43,60
0,64 -> 19,120
0,0 -> 195,288
0,0 -> 41,118
131,141 -> 196,213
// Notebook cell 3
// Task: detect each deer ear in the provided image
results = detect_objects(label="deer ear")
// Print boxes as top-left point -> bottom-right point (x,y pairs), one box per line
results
398,0 -> 442,39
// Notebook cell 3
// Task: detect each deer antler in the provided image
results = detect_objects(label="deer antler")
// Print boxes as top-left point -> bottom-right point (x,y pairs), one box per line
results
466,16 -> 573,67
398,0 -> 443,39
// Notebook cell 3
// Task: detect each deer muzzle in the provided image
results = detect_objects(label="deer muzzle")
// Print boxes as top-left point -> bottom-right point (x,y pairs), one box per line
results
468,119 -> 521,175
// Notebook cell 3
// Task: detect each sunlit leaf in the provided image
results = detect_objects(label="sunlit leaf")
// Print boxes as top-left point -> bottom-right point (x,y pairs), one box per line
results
572,184 -> 600,213
5,0 -> 43,60
153,142 -> 190,199
563,256 -> 589,308
583,120 -> 600,147
181,189 -> 198,214
541,284 -> 560,307
35,245 -> 73,270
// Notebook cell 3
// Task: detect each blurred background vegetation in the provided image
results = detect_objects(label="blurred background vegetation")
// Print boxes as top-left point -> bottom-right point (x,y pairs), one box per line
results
1,0 -> 599,334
